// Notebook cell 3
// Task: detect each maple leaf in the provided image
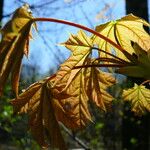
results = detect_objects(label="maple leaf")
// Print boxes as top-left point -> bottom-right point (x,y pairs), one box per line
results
53,30 -> 116,124
0,4 -> 36,96
53,68 -> 92,129
85,66 -> 116,111
54,30 -> 93,87
53,57 -> 115,128
93,14 -> 150,61
122,83 -> 150,115
61,30 -> 93,52
11,77 -> 67,149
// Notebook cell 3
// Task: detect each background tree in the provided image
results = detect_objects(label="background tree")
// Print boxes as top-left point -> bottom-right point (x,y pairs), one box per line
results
123,0 -> 150,149
0,0 -> 4,26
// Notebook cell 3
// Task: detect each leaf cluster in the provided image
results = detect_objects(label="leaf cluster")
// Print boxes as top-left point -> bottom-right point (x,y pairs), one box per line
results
0,4 -> 150,149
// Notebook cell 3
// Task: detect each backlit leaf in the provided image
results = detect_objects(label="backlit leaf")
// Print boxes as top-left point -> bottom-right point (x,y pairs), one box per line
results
85,66 -> 116,111
11,77 -> 67,149
122,83 -> 150,115
54,30 -> 93,88
93,14 -> 150,61
61,30 -> 93,52
0,4 -> 36,96
53,68 -> 92,129
53,58 -> 115,129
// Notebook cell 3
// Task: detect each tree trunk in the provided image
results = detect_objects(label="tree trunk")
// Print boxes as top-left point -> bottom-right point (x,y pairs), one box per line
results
126,0 -> 148,20
123,1 -> 150,150
0,0 -> 4,27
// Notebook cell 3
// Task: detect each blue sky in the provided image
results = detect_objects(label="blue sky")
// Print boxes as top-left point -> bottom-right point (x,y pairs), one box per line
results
3,0 -> 126,74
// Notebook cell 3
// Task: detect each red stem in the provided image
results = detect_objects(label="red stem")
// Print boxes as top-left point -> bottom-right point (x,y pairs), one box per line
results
140,80 -> 150,86
33,18 -> 132,59
92,47 -> 130,64
73,64 -> 128,69
95,57 -> 129,64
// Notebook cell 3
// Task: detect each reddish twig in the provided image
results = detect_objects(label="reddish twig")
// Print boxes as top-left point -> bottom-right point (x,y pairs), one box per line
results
33,17 -> 132,60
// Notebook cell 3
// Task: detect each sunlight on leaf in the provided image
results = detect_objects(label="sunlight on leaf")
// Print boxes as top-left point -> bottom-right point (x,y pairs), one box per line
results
11,77 -> 67,149
61,30 -> 93,52
5,5 -> 150,149
122,83 -> 150,115
0,4 -> 36,96
93,14 -> 150,61
85,66 -> 116,111
54,68 -> 92,129
54,30 -> 93,88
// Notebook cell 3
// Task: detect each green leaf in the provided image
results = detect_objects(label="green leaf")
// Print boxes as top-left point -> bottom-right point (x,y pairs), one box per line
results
122,83 -> 150,115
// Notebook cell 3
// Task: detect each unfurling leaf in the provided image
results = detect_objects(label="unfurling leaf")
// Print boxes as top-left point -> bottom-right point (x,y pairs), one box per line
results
11,77 -> 67,149
93,14 -> 150,61
0,4 -> 36,96
122,84 -> 150,115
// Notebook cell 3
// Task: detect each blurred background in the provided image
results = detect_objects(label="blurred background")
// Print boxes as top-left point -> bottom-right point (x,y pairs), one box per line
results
0,0 -> 150,149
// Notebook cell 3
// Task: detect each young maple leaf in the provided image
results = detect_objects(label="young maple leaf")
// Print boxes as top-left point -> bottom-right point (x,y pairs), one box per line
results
122,83 -> 150,116
53,68 -> 92,129
51,31 -> 94,129
54,30 -> 93,87
0,4 -> 37,96
53,63 -> 116,129
61,30 -> 93,52
54,30 -> 116,124
93,14 -> 150,61
11,77 -> 67,149
85,67 -> 116,112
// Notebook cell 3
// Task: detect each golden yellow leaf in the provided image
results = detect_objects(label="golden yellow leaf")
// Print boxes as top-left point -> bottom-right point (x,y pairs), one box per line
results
53,31 -> 94,129
42,83 -> 67,149
54,30 -> 93,88
93,14 -> 150,61
11,77 -> 67,149
0,4 -> 36,96
53,68 -> 92,129
61,30 -> 93,52
122,83 -> 150,115
85,67 -> 116,111
52,58 -> 116,129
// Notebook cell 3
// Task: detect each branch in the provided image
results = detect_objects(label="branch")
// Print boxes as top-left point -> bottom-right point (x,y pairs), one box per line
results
140,80 -> 150,86
33,17 -> 132,60
94,57 -> 129,64
73,63 -> 130,69
61,123 -> 91,150
2,12 -> 13,18
92,47 -> 131,64
17,0 -> 56,9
